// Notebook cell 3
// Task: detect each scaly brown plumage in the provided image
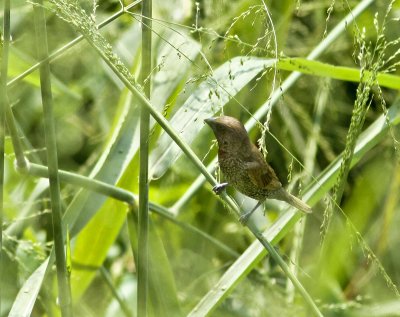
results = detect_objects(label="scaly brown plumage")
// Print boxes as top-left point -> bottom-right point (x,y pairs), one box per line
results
205,116 -> 311,223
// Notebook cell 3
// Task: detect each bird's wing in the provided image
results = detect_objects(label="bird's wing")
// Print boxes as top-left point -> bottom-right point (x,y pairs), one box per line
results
244,149 -> 282,191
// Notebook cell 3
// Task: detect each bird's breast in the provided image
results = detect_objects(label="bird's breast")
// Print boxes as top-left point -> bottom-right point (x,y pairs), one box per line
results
218,152 -> 246,182
218,151 -> 268,200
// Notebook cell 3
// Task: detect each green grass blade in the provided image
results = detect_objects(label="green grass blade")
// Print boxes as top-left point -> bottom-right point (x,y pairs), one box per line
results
137,0 -> 152,315
277,58 -> 400,90
32,1 -> 72,315
8,258 -> 50,317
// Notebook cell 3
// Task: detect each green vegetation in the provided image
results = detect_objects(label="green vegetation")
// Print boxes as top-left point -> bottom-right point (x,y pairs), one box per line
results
1,0 -> 400,316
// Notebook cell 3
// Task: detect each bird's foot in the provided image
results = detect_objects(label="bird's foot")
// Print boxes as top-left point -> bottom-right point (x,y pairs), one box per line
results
239,212 -> 251,225
239,201 -> 264,225
212,182 -> 228,195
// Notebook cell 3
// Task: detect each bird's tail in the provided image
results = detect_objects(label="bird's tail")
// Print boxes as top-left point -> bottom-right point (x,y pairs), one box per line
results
278,189 -> 312,214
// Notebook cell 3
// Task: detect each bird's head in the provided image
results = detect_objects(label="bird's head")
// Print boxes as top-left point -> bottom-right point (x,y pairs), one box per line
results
204,116 -> 251,152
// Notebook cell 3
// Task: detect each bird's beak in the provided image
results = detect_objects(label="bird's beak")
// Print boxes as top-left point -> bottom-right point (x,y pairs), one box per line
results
204,117 -> 216,128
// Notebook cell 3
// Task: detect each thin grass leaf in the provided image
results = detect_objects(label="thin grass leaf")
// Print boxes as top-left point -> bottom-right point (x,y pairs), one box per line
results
277,58 -> 400,90
8,258 -> 50,317
100,266 -> 133,317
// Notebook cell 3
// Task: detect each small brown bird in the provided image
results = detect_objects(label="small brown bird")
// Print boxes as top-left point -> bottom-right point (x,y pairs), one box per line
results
205,116 -> 312,223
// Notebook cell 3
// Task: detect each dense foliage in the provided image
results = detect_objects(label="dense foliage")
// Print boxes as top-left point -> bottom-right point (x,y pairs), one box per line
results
1,0 -> 400,316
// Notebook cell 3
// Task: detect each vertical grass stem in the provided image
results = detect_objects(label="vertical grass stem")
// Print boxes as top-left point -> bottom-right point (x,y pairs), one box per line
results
33,1 -> 73,316
137,1 -> 152,316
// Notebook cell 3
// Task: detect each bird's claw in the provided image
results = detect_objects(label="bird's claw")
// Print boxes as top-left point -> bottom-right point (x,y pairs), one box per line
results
239,201 -> 263,225
212,182 -> 228,195
239,212 -> 251,225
